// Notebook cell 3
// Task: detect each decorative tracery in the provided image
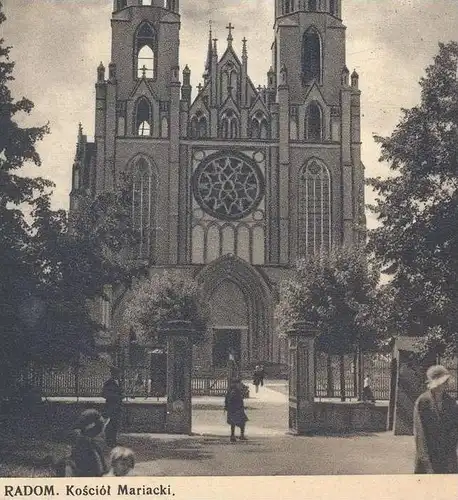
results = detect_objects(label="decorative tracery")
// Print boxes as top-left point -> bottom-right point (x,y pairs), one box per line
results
298,160 -> 331,256
132,157 -> 157,260
192,152 -> 264,221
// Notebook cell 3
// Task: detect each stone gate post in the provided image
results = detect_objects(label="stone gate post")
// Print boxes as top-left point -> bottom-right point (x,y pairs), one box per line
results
287,321 -> 318,435
159,320 -> 196,434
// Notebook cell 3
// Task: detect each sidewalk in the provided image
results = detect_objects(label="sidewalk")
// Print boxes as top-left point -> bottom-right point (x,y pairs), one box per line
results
119,383 -> 414,476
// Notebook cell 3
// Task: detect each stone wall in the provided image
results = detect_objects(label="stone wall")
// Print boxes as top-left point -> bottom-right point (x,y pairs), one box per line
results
38,400 -> 167,435
311,402 -> 388,434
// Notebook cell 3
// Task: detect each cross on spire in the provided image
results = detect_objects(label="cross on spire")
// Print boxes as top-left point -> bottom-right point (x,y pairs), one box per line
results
226,22 -> 235,45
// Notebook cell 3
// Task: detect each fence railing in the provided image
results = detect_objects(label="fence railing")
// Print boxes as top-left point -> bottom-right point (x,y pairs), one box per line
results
15,363 -> 229,399
315,352 -> 392,401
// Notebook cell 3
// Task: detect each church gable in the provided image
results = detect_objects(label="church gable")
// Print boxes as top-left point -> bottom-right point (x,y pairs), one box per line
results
220,93 -> 240,117
189,84 -> 210,115
129,77 -> 159,102
298,82 -> 331,141
249,94 -> 269,118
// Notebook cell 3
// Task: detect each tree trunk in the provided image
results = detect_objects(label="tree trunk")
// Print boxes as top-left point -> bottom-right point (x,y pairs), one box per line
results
353,351 -> 358,398
340,355 -> 346,402
326,354 -> 333,397
358,348 -> 364,401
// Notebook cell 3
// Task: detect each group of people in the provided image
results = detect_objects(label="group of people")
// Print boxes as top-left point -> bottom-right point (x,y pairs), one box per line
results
58,409 -> 135,477
59,363 -> 458,475
57,367 -> 132,477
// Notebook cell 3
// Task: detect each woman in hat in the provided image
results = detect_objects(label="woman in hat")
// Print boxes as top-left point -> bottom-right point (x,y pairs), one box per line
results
224,379 -> 248,442
70,409 -> 107,477
413,365 -> 458,474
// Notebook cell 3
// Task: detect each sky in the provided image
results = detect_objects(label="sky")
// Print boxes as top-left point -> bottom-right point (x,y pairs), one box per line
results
2,0 -> 458,229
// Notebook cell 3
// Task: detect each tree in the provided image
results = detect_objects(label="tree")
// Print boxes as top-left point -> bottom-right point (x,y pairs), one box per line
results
276,249 -> 382,355
0,1 -> 142,380
367,42 -> 458,357
25,189 -> 142,366
0,1 -> 51,379
124,273 -> 208,344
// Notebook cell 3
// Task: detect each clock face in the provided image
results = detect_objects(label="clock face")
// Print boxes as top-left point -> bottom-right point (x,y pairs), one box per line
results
192,151 -> 264,221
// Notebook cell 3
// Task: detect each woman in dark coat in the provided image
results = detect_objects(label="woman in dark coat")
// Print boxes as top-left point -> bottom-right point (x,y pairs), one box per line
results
224,380 -> 248,442
70,409 -> 107,477
413,365 -> 458,474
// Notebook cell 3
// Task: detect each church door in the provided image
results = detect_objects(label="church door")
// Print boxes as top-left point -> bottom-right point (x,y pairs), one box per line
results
212,329 -> 242,368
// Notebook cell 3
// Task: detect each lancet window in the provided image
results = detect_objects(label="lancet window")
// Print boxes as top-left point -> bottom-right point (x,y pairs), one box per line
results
298,160 -> 331,256
135,97 -> 152,136
305,102 -> 323,142
190,111 -> 208,139
220,110 -> 239,139
132,157 -> 157,260
302,28 -> 322,85
135,22 -> 156,79
249,112 -> 269,139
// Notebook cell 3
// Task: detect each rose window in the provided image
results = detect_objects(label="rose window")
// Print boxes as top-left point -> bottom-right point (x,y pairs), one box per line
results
192,152 -> 264,220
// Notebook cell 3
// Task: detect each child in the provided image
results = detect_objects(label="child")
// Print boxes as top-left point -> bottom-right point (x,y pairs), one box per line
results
105,446 -> 135,476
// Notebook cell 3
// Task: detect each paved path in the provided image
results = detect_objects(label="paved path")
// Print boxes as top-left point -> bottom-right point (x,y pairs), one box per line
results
118,382 -> 415,476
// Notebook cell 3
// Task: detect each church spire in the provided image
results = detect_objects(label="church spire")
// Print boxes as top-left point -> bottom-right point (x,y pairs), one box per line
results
203,21 -> 213,82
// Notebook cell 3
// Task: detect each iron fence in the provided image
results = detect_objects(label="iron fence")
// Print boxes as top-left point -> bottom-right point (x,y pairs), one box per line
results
315,351 -> 392,401
15,361 -> 229,399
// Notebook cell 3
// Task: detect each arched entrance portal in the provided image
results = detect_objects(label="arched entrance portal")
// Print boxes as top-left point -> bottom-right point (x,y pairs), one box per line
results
209,280 -> 248,368
195,255 -> 274,371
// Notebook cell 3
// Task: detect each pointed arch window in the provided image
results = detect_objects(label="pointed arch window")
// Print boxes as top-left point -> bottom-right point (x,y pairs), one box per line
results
249,112 -> 269,139
305,103 -> 323,142
308,0 -> 317,11
190,111 -> 207,139
302,28 -> 322,85
132,157 -> 157,260
220,110 -> 239,139
135,22 -> 156,79
298,160 -> 331,257
141,0 -> 152,5
135,97 -> 152,136
329,0 -> 337,15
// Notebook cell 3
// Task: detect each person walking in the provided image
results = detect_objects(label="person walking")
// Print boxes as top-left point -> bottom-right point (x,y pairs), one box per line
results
413,365 -> 458,474
362,374 -> 376,403
224,379 -> 248,442
69,409 -> 107,477
258,365 -> 265,387
102,367 -> 123,448
253,365 -> 262,394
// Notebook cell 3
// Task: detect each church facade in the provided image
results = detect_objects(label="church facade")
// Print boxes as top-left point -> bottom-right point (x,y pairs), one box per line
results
70,0 -> 365,371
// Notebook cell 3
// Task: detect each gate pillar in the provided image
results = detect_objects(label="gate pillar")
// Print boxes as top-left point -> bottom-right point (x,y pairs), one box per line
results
287,321 -> 318,435
159,320 -> 196,434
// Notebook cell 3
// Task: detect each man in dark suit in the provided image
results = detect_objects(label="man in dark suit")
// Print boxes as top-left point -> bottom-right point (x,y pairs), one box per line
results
413,365 -> 458,474
102,367 -> 123,448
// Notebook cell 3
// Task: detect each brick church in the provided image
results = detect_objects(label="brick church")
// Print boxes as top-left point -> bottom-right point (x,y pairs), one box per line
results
70,0 -> 365,371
